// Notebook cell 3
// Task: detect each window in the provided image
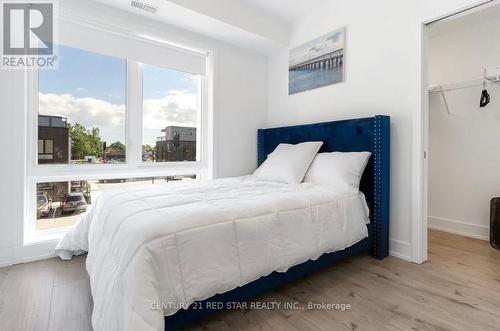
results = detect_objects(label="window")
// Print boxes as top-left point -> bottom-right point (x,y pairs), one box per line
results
142,65 -> 201,163
38,139 -> 55,161
36,175 -> 196,230
26,24 -> 210,239
45,140 -> 54,154
38,139 -> 54,154
38,45 -> 126,164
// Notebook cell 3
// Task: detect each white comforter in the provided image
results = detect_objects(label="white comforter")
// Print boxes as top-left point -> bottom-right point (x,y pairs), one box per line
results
56,176 -> 369,331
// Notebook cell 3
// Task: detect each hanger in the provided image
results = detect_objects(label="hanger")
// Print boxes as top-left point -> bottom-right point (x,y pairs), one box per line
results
480,69 -> 490,108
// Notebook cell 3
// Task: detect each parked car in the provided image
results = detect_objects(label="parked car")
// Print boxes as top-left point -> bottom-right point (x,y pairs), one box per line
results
61,192 -> 88,215
70,180 -> 92,204
37,194 -> 52,218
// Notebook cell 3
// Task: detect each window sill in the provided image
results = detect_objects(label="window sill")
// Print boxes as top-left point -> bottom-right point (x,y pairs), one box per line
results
24,226 -> 70,246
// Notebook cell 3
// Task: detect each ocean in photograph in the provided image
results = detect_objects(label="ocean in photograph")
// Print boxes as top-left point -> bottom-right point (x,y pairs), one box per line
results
289,27 -> 345,95
289,64 -> 343,94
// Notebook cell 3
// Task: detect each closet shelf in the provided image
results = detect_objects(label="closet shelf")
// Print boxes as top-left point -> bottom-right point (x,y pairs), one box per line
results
429,66 -> 500,93
429,78 -> 500,93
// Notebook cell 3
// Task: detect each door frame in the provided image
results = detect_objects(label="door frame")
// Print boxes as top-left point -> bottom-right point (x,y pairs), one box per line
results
415,0 -> 497,263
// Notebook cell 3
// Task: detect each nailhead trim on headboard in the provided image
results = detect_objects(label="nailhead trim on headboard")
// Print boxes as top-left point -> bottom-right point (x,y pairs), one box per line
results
371,115 -> 390,259
257,129 -> 266,167
372,116 -> 382,258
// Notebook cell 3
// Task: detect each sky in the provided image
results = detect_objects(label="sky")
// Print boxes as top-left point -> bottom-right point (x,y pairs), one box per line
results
289,27 -> 345,67
38,45 -> 199,146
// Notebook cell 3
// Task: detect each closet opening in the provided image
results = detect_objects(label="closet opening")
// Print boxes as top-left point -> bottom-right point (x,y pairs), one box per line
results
423,1 -> 500,261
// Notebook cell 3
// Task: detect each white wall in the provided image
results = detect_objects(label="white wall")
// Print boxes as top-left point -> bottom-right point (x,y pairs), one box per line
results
428,15 -> 500,239
267,0 -> 483,261
0,1 -> 267,266
215,49 -> 268,177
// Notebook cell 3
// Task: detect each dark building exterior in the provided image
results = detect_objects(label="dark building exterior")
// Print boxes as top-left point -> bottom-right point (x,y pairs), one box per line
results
156,126 -> 196,162
105,149 -> 126,163
38,115 -> 70,164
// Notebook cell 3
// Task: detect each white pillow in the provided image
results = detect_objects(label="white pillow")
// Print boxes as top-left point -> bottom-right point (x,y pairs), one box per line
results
255,142 -> 323,184
303,152 -> 371,194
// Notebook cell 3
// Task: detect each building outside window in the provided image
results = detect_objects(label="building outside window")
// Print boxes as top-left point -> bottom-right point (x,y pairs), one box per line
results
38,115 -> 69,164
156,126 -> 197,162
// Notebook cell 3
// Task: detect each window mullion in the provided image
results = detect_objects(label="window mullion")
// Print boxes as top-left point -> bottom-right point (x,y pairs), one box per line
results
126,61 -> 143,168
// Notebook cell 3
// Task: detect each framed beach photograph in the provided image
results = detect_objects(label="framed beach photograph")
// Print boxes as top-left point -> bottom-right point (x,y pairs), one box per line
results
289,27 -> 346,95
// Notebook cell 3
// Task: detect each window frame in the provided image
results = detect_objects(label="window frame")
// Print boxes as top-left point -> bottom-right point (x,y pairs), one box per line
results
24,25 -> 214,243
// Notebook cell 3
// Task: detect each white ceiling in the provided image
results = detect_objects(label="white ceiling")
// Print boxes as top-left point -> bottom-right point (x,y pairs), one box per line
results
90,0 -> 325,54
91,0 -> 290,54
429,2 -> 500,38
236,0 -> 323,24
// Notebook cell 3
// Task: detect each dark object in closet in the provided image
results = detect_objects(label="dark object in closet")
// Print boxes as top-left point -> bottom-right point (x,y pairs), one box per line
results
490,198 -> 500,250
480,89 -> 490,108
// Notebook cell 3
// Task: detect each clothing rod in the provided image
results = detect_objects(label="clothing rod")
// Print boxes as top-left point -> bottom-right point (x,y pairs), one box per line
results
429,79 -> 498,93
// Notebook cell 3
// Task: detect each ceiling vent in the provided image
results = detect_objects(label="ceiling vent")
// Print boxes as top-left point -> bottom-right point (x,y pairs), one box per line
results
130,0 -> 157,14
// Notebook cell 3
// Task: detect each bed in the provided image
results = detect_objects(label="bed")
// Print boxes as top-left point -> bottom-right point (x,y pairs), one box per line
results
56,115 -> 390,331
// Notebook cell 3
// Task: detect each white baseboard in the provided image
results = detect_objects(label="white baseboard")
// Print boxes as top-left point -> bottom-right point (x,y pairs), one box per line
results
428,216 -> 489,241
0,246 -> 14,268
0,252 -> 57,268
389,238 -> 411,261
0,240 -> 59,268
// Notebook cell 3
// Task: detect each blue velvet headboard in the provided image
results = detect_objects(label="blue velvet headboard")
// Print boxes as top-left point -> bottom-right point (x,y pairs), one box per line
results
257,115 -> 390,259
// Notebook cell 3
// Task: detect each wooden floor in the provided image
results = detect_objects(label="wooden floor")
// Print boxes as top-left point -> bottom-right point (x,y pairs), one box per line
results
1,230 -> 500,331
